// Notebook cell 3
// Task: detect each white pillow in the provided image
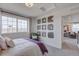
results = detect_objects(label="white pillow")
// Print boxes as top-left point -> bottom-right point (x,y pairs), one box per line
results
4,37 -> 15,48
32,36 -> 37,39
0,35 -> 5,41
0,38 -> 7,50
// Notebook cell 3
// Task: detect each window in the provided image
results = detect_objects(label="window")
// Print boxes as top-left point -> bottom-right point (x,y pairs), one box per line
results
2,16 -> 8,33
2,15 -> 28,33
2,16 -> 17,33
72,23 -> 79,33
18,19 -> 27,32
12,18 -> 17,32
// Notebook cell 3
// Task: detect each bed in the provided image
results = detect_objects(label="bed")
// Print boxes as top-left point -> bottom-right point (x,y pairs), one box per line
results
1,38 -> 43,56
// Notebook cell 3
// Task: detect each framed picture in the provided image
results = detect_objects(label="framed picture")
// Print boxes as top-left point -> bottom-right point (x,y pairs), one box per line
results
42,32 -> 46,37
37,31 -> 41,36
42,25 -> 46,30
37,25 -> 41,30
48,24 -> 53,30
37,19 -> 41,24
48,16 -> 53,22
48,32 -> 54,38
42,17 -> 46,23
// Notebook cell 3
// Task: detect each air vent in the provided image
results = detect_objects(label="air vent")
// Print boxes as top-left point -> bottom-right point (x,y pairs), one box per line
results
40,7 -> 46,11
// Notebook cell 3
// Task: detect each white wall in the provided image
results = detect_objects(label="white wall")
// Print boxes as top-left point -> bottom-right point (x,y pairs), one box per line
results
31,5 -> 79,49
30,17 -> 37,33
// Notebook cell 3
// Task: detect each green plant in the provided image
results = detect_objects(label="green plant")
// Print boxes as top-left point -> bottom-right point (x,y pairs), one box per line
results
31,33 -> 40,36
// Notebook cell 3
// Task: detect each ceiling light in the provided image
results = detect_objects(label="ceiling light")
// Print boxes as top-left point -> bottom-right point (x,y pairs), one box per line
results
25,3 -> 34,7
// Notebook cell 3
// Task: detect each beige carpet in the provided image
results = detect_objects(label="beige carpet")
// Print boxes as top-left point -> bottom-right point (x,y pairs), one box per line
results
46,39 -> 79,56
62,41 -> 79,51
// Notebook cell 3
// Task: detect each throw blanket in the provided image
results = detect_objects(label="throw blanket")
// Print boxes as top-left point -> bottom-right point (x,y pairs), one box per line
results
26,38 -> 48,55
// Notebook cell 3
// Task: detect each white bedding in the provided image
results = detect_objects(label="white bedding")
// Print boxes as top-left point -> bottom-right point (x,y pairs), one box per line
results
1,38 -> 42,56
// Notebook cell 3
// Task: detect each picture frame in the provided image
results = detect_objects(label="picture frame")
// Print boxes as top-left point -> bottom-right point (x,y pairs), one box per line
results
42,25 -> 46,30
37,31 -> 41,36
37,25 -> 41,30
48,24 -> 53,30
42,32 -> 46,37
48,16 -> 53,22
48,32 -> 54,38
42,17 -> 46,23
37,19 -> 41,24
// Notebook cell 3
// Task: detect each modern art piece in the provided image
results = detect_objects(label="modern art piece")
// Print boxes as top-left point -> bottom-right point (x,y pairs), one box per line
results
42,25 -> 46,30
48,32 -> 54,38
42,32 -> 46,37
48,24 -> 53,30
42,17 -> 46,23
37,31 -> 41,36
48,16 -> 53,22
37,19 -> 41,24
37,25 -> 41,30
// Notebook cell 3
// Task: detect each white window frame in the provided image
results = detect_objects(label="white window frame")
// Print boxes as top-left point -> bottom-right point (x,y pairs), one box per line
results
1,15 -> 29,33
18,19 -> 28,32
72,23 -> 79,33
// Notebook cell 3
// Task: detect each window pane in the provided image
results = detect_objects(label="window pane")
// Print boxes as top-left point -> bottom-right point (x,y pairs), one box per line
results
13,18 -> 16,22
8,17 -> 13,22
2,16 -> 8,33
8,21 -> 12,26
2,25 -> 7,28
2,16 -> 7,21
2,16 -> 7,25
18,20 -> 22,32
72,24 -> 79,33
18,20 -> 27,32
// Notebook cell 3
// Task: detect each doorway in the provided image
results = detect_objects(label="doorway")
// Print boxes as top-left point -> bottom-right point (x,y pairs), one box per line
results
62,14 -> 79,51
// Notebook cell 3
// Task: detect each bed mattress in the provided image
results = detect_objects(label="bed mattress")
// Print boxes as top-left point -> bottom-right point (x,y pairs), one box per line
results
1,38 -> 42,56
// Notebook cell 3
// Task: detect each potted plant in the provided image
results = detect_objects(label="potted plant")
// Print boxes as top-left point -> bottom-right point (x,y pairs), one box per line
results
30,33 -> 40,41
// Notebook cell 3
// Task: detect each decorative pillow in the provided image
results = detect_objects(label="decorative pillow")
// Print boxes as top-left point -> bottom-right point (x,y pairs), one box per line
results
0,38 -> 8,50
0,35 -> 5,41
4,37 -> 15,48
32,36 -> 37,39
32,36 -> 40,41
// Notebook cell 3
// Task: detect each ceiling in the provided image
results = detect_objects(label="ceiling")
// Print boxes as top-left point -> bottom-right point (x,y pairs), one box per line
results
0,3 -> 79,17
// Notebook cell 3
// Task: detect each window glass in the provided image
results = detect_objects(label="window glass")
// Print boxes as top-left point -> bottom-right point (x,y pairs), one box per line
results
2,15 -> 28,33
72,24 -> 79,33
